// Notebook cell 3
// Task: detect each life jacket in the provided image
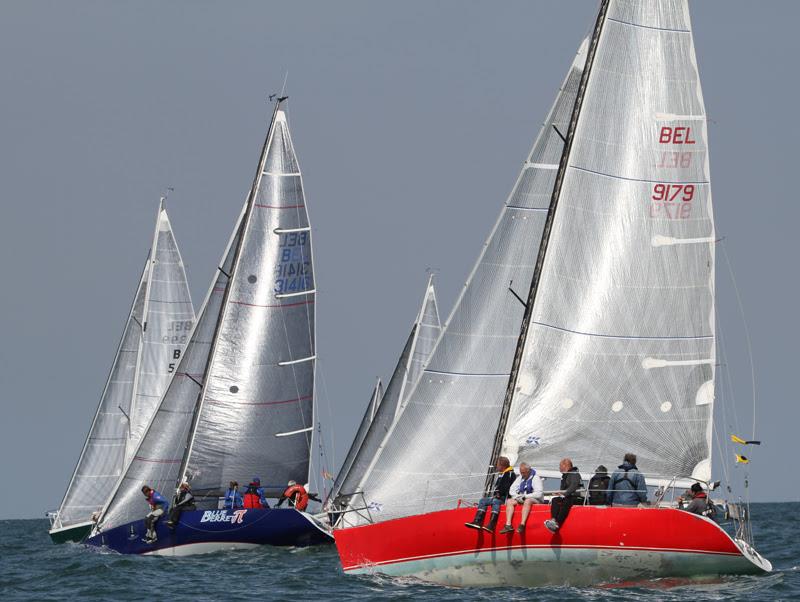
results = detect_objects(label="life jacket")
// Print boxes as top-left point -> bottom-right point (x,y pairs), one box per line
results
588,475 -> 610,505
611,465 -> 639,491
283,484 -> 309,511
516,472 -> 535,495
243,492 -> 262,509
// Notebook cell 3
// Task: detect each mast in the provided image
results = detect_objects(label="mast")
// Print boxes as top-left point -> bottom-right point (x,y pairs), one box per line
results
484,0 -> 610,489
176,97 -> 287,488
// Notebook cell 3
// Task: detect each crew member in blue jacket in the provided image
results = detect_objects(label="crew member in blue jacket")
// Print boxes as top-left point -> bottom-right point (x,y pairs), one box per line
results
141,485 -> 169,543
224,480 -> 243,510
607,453 -> 648,506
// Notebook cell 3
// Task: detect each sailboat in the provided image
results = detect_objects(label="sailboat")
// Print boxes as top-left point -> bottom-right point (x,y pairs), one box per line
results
334,0 -> 772,586
49,201 -> 194,543
329,275 -> 441,519
84,98 -> 332,555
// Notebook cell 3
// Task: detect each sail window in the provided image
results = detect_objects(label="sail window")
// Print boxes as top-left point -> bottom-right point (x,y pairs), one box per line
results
561,398 -> 575,409
230,386 -> 239,394
660,401 -> 673,413
611,401 -> 624,413
248,275 -> 258,283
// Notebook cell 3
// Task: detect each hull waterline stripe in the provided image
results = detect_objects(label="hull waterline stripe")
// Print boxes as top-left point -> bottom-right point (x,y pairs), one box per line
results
341,543 -> 743,571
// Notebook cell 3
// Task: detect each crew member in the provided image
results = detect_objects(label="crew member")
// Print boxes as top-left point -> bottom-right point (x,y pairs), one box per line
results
276,481 -> 320,512
465,456 -> 516,532
167,482 -> 196,528
141,485 -> 169,543
224,481 -> 243,510
500,462 -> 544,534
243,477 -> 269,509
544,458 -> 581,533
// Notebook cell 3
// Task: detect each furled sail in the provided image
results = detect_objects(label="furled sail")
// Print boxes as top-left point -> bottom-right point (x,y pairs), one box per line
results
333,275 -> 442,505
330,379 -> 384,501
354,41 -> 589,523
501,0 -> 715,485
56,204 -> 193,529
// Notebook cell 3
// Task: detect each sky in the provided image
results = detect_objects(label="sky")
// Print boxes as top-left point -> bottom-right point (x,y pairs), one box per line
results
0,1 -> 797,520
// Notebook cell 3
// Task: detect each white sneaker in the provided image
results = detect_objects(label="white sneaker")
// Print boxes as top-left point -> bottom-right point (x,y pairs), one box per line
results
543,519 -> 559,533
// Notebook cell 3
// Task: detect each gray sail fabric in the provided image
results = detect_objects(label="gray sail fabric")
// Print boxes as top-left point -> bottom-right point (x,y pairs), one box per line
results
354,42 -> 589,524
502,0 -> 715,484
335,277 -> 443,504
128,206 -> 195,459
330,379 -> 384,501
55,263 -> 148,528
398,276 -> 442,419
184,109 -> 316,498
99,212 -> 244,532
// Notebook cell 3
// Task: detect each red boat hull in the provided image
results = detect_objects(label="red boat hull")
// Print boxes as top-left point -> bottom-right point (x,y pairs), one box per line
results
335,505 -> 770,587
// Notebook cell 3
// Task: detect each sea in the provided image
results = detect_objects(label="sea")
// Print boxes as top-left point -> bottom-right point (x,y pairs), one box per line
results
2,503 -> 798,601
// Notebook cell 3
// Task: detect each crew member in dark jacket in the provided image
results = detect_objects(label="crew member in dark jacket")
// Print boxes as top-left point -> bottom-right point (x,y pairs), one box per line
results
607,453 -> 648,506
681,483 -> 715,517
544,458 -> 581,533
587,465 -> 610,505
167,482 -> 196,528
465,456 -> 516,532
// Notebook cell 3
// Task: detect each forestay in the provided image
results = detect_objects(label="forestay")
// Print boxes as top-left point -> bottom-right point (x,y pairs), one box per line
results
355,40 -> 589,523
501,0 -> 715,484
57,206 -> 193,529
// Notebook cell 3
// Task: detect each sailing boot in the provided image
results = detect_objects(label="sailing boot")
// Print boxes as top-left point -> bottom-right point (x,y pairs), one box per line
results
482,512 -> 499,533
464,509 -> 486,530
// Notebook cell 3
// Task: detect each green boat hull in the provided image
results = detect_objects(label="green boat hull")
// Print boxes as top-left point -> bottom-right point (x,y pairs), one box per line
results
49,522 -> 92,544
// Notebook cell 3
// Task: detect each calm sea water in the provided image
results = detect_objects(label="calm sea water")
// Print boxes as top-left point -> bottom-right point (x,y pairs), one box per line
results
2,503 -> 798,601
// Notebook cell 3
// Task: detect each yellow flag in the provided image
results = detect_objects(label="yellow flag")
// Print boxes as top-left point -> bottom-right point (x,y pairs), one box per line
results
735,454 -> 749,464
731,434 -> 747,445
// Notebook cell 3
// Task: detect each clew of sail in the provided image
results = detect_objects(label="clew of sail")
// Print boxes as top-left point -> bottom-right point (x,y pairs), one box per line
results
182,107 -> 316,499
97,208 -> 245,532
56,205 -> 194,530
501,0 -> 715,484
351,41 -> 590,524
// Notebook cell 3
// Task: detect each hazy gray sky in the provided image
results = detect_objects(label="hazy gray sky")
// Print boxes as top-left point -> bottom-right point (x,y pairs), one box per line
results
1,1 -> 796,519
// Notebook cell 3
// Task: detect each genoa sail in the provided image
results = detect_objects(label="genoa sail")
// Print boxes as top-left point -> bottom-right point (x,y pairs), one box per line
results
500,0 -> 715,485
351,40 -> 589,524
55,204 -> 194,530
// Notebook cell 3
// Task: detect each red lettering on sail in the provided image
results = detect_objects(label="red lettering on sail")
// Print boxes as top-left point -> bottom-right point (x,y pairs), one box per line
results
659,126 -> 696,144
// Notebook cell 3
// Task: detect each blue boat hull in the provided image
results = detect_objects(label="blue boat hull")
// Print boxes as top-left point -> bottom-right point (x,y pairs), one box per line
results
84,507 -> 333,555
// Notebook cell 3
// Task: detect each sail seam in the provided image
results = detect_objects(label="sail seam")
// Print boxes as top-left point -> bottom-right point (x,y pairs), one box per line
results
569,164 -> 709,185
531,321 -> 713,341
606,17 -> 691,33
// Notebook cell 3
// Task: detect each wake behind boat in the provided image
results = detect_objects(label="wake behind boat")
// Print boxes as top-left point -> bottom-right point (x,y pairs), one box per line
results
334,0 -> 771,586
86,96 -> 332,554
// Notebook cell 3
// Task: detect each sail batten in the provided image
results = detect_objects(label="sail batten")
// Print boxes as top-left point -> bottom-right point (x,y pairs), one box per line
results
349,38 -> 591,523
56,205 -> 194,530
500,0 -> 716,483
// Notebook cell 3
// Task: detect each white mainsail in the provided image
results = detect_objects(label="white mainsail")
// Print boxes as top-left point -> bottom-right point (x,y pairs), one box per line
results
354,39 -> 589,524
97,100 -> 316,533
501,0 -> 715,484
55,204 -> 194,529
332,276 -> 442,503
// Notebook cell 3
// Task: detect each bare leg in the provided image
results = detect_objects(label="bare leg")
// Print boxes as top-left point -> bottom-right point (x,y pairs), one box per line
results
504,498 -> 517,526
520,498 -> 534,525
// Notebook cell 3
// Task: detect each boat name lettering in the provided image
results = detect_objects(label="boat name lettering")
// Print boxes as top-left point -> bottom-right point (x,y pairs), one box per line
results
200,509 -> 248,524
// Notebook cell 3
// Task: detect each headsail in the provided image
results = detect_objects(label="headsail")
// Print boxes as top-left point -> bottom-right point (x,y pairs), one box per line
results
99,208 -> 246,531
55,204 -> 194,529
352,33 -> 588,523
500,0 -> 715,484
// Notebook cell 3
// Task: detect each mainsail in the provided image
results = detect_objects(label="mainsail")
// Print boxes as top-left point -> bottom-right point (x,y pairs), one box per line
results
98,99 -> 315,533
55,204 -> 194,529
355,40 -> 589,523
330,379 -> 384,501
500,0 -> 715,484
332,276 -> 442,503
